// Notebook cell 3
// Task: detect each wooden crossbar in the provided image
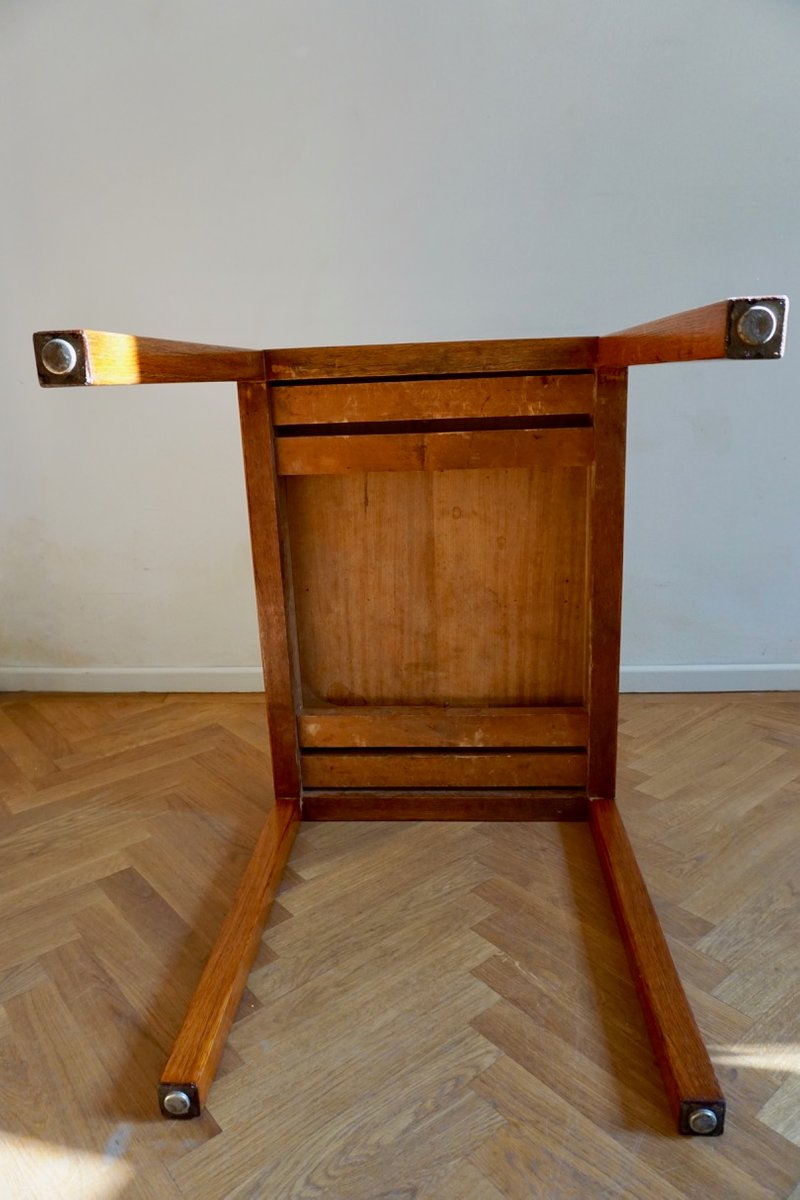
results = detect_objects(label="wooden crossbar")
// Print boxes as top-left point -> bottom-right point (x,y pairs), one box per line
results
298,705 -> 588,748
33,295 -> 788,1136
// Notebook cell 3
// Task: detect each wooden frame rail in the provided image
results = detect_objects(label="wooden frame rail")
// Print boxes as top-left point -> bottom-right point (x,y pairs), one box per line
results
33,295 -> 787,1136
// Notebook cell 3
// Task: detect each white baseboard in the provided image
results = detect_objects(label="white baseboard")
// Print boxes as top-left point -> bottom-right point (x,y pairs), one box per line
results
620,664 -> 800,692
0,667 -> 265,693
1,663 -> 799,694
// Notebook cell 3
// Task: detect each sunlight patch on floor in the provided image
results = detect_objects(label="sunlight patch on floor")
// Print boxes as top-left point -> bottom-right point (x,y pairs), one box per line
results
0,1132 -> 134,1200
712,1043 -> 800,1073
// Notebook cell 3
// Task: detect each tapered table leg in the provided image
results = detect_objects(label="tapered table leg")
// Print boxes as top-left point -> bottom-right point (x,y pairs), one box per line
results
589,797 -> 725,1135
158,796 -> 300,1118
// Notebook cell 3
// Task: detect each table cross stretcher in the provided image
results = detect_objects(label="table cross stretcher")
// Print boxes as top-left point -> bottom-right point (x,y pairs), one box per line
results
34,295 -> 788,1135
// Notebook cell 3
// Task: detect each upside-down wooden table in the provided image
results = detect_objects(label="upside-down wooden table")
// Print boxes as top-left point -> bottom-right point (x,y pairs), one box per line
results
34,296 -> 788,1136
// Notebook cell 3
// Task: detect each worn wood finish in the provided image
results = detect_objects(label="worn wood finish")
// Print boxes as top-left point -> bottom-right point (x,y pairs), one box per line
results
287,468 -> 590,707
301,788 -> 587,821
34,329 -> 265,386
589,797 -> 726,1135
300,750 -> 587,790
275,426 -> 594,476
598,299 -> 732,367
238,380 -> 301,801
299,705 -> 588,749
158,795 -> 300,1116
271,373 -> 595,425
267,336 -> 598,380
586,368 -> 627,798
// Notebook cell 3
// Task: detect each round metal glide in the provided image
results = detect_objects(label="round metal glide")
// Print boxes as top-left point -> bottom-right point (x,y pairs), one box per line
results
736,304 -> 778,347
41,337 -> 78,375
688,1107 -> 718,1135
162,1090 -> 192,1116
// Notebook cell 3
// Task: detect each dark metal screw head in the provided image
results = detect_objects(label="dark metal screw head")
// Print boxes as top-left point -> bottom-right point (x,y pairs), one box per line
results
736,305 -> 778,347
162,1090 -> 192,1116
688,1107 -> 718,1134
41,337 -> 78,375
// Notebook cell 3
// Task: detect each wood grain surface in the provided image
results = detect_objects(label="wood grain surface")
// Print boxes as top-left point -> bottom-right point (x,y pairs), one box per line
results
300,750 -> 587,789
271,373 -> 595,425
298,705 -> 588,749
586,368 -> 627,798
275,426 -> 594,475
267,336 -> 598,380
238,381 -> 302,801
286,467 -> 590,707
598,300 -> 731,366
34,329 -> 265,385
301,788 -> 587,821
590,796 -> 726,1133
159,794 -> 300,1114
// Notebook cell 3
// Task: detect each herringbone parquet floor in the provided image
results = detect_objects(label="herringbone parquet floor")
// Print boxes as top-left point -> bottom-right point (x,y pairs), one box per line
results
0,692 -> 798,1198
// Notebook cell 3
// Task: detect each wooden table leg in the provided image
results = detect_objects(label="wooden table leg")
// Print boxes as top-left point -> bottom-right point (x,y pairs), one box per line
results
589,797 -> 725,1135
158,796 -> 300,1118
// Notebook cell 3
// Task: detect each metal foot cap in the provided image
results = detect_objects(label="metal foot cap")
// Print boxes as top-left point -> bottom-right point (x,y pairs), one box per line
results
162,1090 -> 192,1116
688,1107 -> 719,1135
41,338 -> 78,375
736,304 -> 778,347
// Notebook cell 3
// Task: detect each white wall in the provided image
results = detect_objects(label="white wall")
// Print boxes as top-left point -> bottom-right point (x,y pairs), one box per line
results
2,0 -> 798,692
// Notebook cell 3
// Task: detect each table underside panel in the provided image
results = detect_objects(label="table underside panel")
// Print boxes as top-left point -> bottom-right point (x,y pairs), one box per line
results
286,466 -> 590,709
